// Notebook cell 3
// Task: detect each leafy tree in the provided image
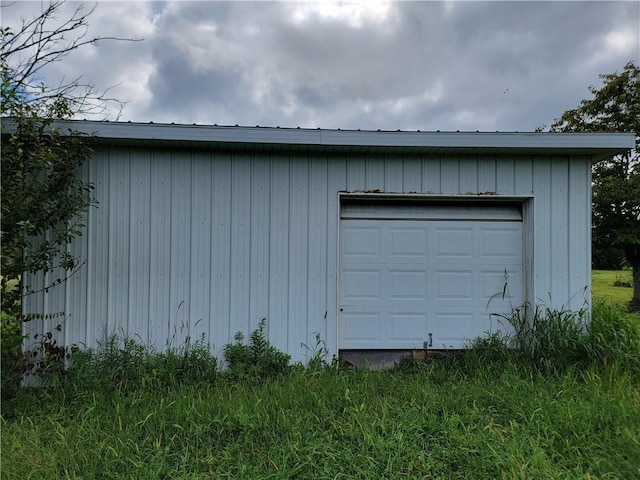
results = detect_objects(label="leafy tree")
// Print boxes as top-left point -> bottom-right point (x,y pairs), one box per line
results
1,1 -> 133,394
550,61 -> 640,311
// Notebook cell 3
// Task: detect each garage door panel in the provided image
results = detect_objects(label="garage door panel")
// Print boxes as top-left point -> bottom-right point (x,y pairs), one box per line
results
430,310 -> 509,349
389,270 -> 428,299
480,268 -> 523,304
342,226 -> 381,257
341,269 -> 380,300
430,311 -> 474,349
389,227 -> 428,259
481,227 -> 522,260
389,313 -> 428,344
435,227 -> 474,258
434,270 -> 474,300
339,205 -> 523,350
340,312 -> 382,344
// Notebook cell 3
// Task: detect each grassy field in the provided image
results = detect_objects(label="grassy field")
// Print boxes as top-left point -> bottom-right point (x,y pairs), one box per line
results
592,269 -> 634,307
2,302 -> 640,479
2,363 -> 639,479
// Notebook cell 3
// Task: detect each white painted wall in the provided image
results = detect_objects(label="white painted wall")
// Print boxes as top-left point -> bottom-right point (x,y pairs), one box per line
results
23,147 -> 592,363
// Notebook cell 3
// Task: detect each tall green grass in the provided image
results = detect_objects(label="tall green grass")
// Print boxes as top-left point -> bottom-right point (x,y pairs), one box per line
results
474,300 -> 640,374
2,304 -> 639,479
3,363 -> 638,478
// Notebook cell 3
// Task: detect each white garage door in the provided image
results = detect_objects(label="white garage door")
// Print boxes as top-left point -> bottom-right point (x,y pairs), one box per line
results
339,203 -> 523,350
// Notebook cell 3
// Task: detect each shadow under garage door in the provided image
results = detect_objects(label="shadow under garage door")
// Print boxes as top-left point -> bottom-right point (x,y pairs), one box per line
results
338,201 -> 524,350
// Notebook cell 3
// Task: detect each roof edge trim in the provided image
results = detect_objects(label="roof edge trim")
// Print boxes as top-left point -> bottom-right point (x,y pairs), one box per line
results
1,118 -> 635,156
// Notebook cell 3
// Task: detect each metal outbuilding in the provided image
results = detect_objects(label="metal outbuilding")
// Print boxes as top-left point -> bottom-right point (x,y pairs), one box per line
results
13,120 -> 635,363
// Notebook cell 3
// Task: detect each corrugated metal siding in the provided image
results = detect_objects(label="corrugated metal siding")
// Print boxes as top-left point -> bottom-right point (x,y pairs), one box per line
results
23,149 -> 592,362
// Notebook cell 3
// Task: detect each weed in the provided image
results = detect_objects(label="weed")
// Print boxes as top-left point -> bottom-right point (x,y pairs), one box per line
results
588,300 -> 640,368
1,311 -> 26,401
301,332 -> 331,371
487,301 -> 639,373
66,333 -> 218,392
223,318 -> 290,382
466,332 -> 513,365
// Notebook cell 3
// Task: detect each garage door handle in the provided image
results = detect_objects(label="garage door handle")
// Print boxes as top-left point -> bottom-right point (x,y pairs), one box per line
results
340,308 -> 344,312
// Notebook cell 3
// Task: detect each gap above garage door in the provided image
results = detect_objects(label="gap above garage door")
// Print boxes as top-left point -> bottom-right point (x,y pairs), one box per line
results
339,200 -> 524,350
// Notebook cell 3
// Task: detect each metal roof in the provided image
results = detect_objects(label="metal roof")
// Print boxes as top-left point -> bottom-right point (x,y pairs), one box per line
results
1,118 -> 635,160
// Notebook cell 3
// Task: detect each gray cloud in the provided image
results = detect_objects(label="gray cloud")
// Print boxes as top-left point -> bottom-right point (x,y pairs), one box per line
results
2,1 -> 638,131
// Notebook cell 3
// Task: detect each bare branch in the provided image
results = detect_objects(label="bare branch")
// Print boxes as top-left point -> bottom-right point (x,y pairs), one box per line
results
1,0 -> 141,119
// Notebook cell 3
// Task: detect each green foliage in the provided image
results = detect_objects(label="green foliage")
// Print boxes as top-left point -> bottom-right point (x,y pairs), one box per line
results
1,304 -> 638,478
223,318 -> 291,381
1,3 -> 114,394
588,300 -> 640,367
301,332 -> 333,371
67,335 -> 218,392
593,242 -> 626,270
464,332 -> 513,366
2,307 -> 70,399
550,61 -> 640,310
482,301 -> 640,373
2,309 -> 639,479
1,117 -> 96,313
0,311 -> 26,401
1,1 -> 115,322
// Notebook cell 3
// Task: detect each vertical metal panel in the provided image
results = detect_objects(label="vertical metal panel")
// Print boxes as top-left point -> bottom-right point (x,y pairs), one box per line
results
306,155 -> 329,359
168,151 -> 192,347
496,158 -> 515,194
229,153 -> 251,341
458,158 -> 478,194
23,143 -> 595,363
128,150 -> 151,345
384,155 -> 403,192
477,157 -> 496,193
148,151 -> 172,347
422,157 -> 441,192
550,158 -> 570,306
440,157 -> 459,194
67,161 -> 89,347
287,154 -> 310,357
108,147 -> 131,337
77,161 -> 93,344
346,153 -> 365,191
249,153 -> 271,336
189,152 -> 214,343
365,155 -> 385,190
532,158 -> 552,305
210,153 -> 232,355
402,157 -> 422,192
87,149 -> 111,345
269,156 -> 290,353
568,157 -> 591,310
514,157 -> 534,195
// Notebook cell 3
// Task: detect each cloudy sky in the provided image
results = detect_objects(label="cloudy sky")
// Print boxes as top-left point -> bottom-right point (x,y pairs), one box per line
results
2,1 -> 639,132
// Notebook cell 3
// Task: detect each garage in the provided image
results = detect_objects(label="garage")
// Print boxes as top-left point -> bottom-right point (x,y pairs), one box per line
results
339,200 -> 524,350
8,119 -> 633,363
